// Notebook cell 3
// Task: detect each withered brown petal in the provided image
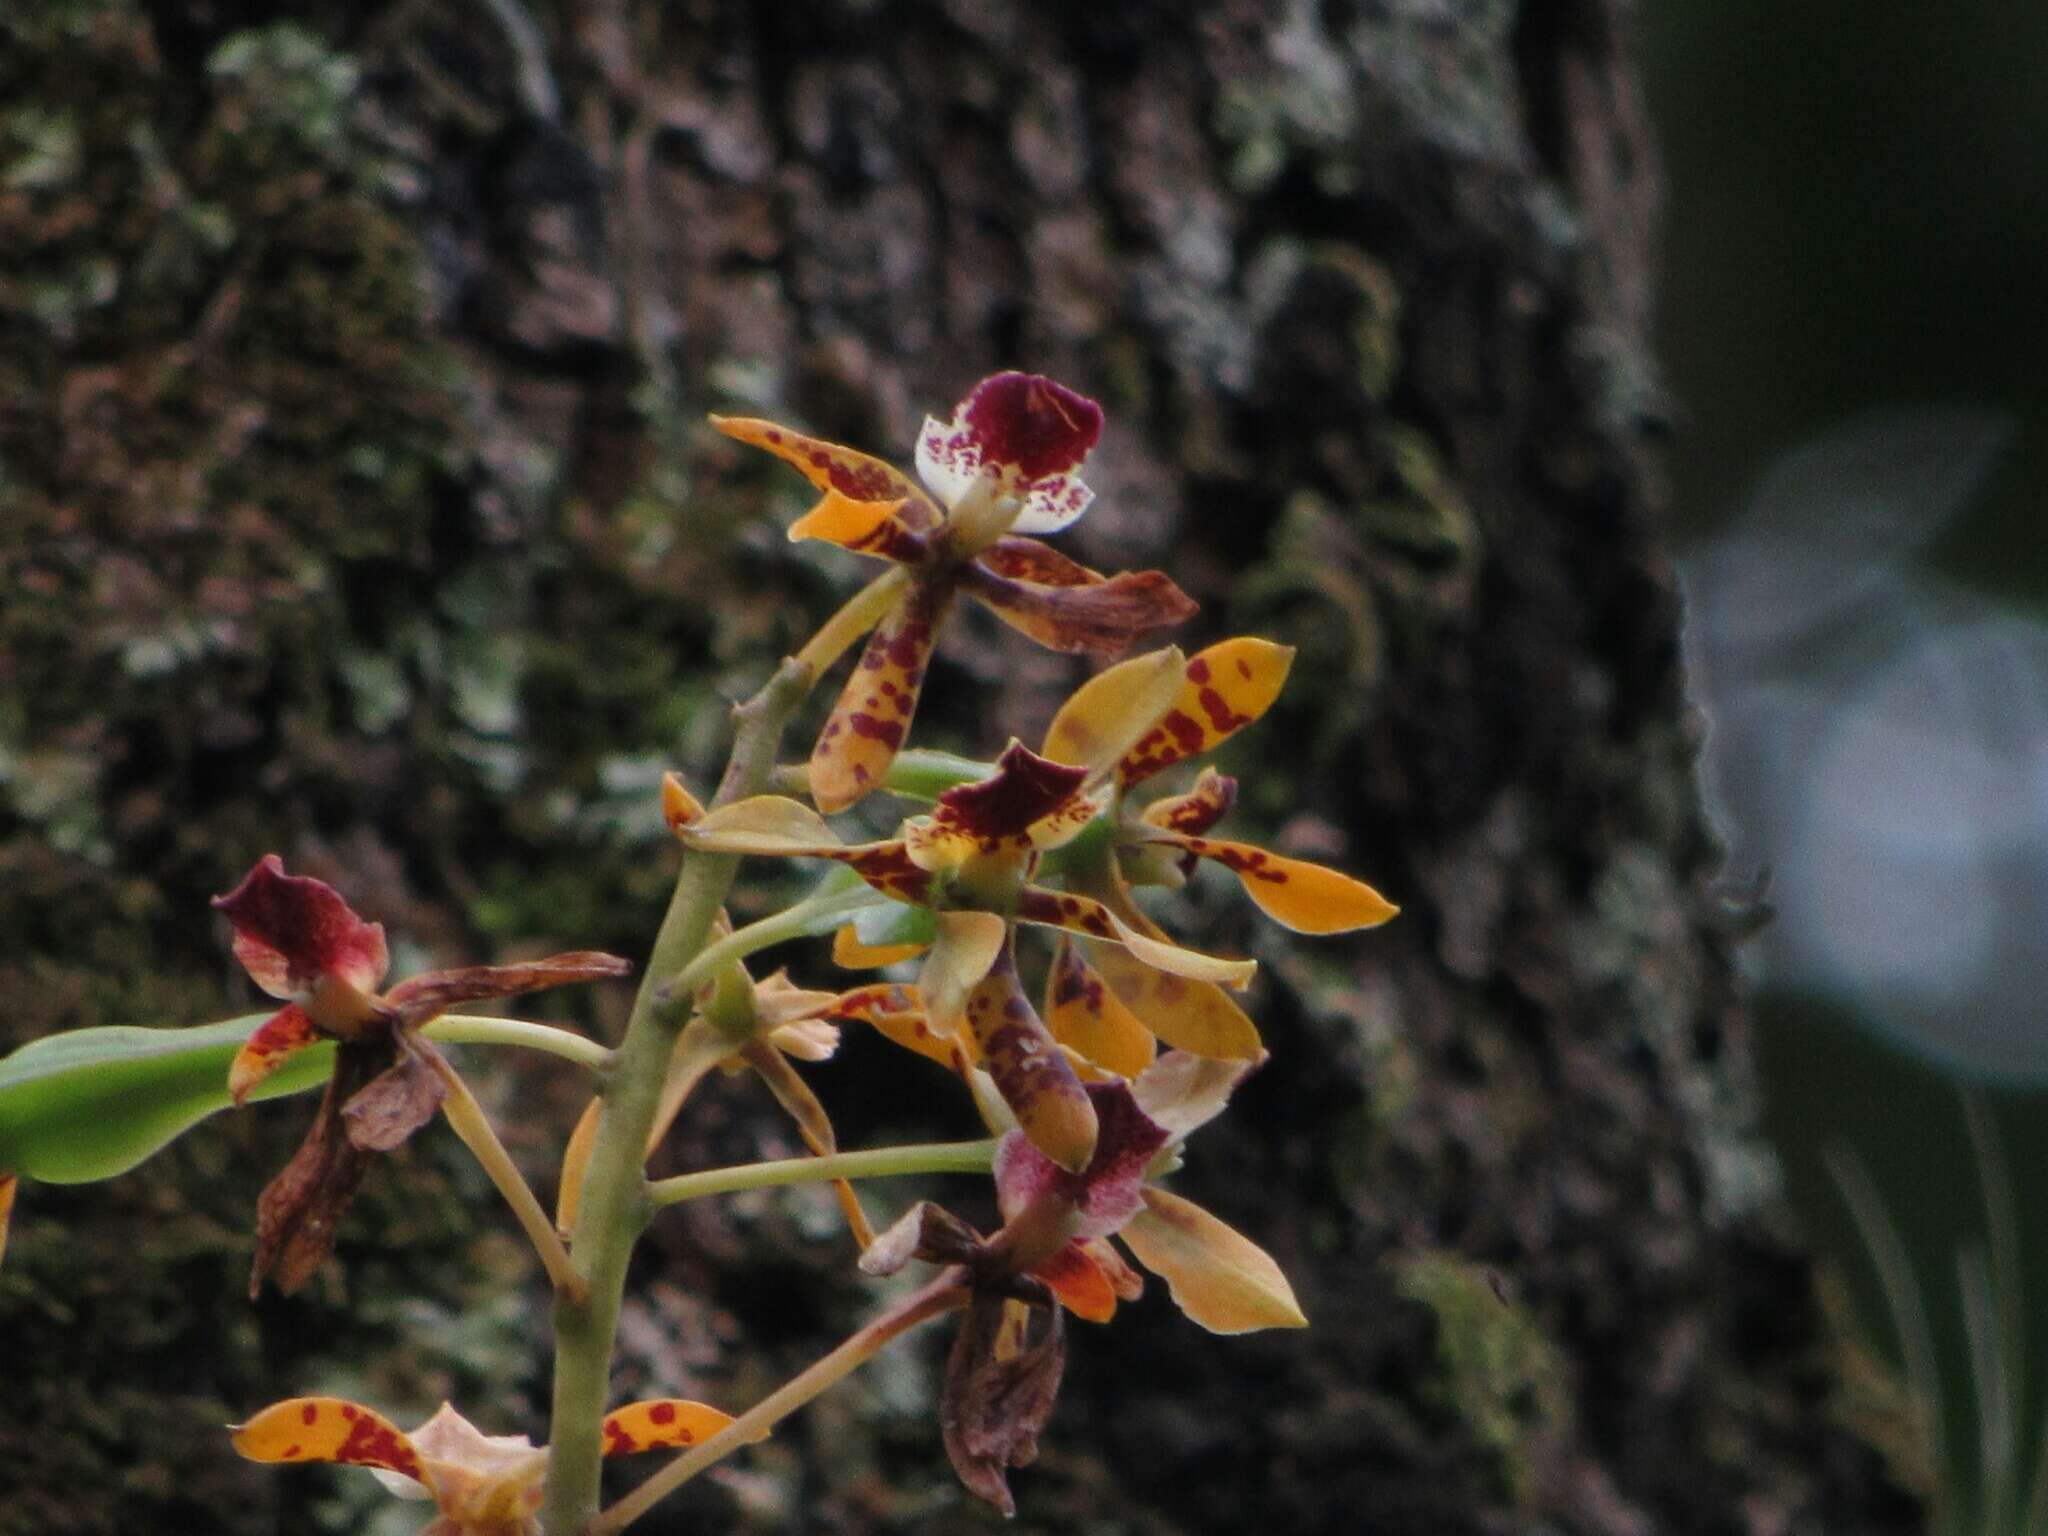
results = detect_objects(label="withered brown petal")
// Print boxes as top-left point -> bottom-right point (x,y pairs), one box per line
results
941,1292 -> 1068,1517
962,565 -> 1197,657
249,1043 -> 385,1297
341,1041 -> 448,1153
859,1200 -> 991,1277
384,951 -> 633,1027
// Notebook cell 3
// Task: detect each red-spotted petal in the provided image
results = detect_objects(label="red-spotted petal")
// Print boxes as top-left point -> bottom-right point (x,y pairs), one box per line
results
1143,831 -> 1399,934
963,564 -> 1197,658
915,373 -> 1103,533
213,855 -> 390,999
977,536 -> 1101,587
231,1398 -> 429,1486
932,741 -> 1090,843
1116,637 -> 1295,785
1014,886 -> 1256,987
1043,937 -> 1155,1079
1139,767 -> 1239,839
600,1399 -> 740,1456
829,983 -> 972,1073
992,1079 -> 1167,1238
229,1003 -> 325,1105
811,576 -> 954,813
710,414 -> 942,530
966,955 -> 1097,1174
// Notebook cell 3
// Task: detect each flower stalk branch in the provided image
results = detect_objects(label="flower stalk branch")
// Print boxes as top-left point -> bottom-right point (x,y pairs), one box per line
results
589,1272 -> 971,1536
647,1138 -> 1000,1208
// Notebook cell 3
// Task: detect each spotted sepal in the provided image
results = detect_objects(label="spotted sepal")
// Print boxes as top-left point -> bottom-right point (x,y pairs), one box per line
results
966,956 -> 1097,1174
1139,831 -> 1398,934
231,1398 -> 429,1486
600,1399 -> 739,1456
1116,638 -> 1295,785
963,564 -> 1198,658
1013,886 -> 1256,988
829,983 -> 973,1074
710,414 -> 942,530
228,1003 -> 325,1105
1042,936 -> 1155,1080
811,577 -> 955,814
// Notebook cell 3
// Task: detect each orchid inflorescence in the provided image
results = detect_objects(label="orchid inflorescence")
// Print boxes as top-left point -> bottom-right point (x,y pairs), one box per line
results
0,371 -> 1394,1533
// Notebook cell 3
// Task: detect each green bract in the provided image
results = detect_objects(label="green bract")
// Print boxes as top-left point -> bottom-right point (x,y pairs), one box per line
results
0,1014 -> 332,1183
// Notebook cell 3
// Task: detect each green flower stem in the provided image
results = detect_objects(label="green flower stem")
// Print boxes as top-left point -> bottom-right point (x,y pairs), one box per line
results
647,1137 -> 999,1208
541,653 -> 816,1536
588,1271 -> 971,1536
423,1014 -> 611,1072
425,1046 -> 585,1301
795,565 -> 911,678
659,884 -> 890,1010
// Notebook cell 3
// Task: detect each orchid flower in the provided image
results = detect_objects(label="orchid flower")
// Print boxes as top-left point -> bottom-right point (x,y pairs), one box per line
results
212,856 -> 630,1294
859,1065 -> 1303,1513
232,1395 -> 737,1536
671,733 -> 1254,1172
712,372 -> 1195,812
1031,638 -> 1399,1075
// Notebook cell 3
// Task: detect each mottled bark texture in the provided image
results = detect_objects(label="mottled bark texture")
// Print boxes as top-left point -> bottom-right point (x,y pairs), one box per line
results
0,2 -> 1916,1533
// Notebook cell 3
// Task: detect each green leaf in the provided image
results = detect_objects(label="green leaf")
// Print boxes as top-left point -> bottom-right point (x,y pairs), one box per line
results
0,1015 -> 333,1183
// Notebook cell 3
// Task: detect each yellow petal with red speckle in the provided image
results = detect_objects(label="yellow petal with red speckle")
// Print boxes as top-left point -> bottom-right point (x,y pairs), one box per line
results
231,1398 -> 429,1486
1140,767 -> 1238,837
600,1399 -> 741,1457
966,961 -> 1097,1173
1121,1186 -> 1307,1333
1040,646 -> 1189,775
1156,832 -> 1398,934
711,414 -> 941,529
918,911 -> 1008,1037
1043,937 -> 1155,1080
1084,937 -> 1263,1061
1014,887 -> 1255,988
0,1173 -> 16,1269
1117,637 -> 1295,786
1033,1241 -> 1119,1323
811,580 -> 954,814
830,983 -> 973,1073
228,1003 -> 325,1106
787,491 -> 926,561
831,923 -> 930,968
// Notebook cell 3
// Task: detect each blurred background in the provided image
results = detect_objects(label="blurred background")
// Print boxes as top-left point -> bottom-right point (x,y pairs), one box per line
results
1647,1 -> 2048,1526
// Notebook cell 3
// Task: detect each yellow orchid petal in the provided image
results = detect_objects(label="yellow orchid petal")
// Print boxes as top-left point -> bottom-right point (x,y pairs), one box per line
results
1014,886 -> 1256,988
811,579 -> 954,814
1121,1186 -> 1308,1333
227,1003 -> 324,1106
601,1399 -> 742,1456
1156,832 -> 1399,934
1039,645 -> 1189,775
829,982 -> 974,1073
1043,937 -> 1156,1079
786,490 -> 926,561
917,910 -> 1009,1036
965,960 -> 1097,1173
1117,637 -> 1295,786
710,414 -> 941,529
231,1398 -> 430,1486
1084,936 -> 1264,1060
831,922 -> 930,968
0,1173 -> 16,1269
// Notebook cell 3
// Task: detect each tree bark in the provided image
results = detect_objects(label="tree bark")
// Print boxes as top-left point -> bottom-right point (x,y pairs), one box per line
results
0,2 -> 1916,1532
